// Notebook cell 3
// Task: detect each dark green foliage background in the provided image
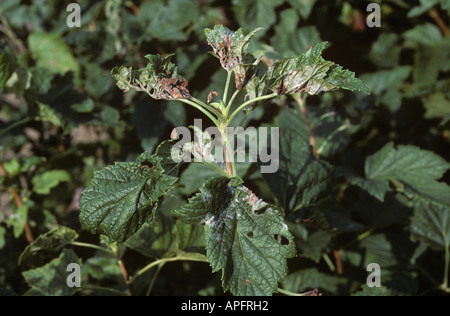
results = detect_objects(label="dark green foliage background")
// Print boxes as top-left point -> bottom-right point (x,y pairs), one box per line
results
0,0 -> 449,296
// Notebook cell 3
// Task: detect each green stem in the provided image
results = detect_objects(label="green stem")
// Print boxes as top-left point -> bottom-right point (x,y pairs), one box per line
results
70,241 -> 115,256
146,262 -> 165,296
226,89 -> 241,113
0,117 -> 33,139
316,123 -> 350,156
179,99 -> 221,128
277,288 -> 319,297
129,255 -> 208,285
322,253 -> 336,272
442,242 -> 449,291
223,70 -> 233,107
228,93 -> 277,124
196,161 -> 230,177
190,96 -> 225,120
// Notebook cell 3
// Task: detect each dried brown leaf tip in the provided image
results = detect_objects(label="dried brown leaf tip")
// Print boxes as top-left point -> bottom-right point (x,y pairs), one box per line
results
158,77 -> 191,100
207,90 -> 219,104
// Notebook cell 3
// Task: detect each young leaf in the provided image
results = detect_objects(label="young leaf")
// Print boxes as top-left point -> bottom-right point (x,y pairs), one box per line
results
111,54 -> 191,100
79,155 -> 178,243
175,177 -> 296,296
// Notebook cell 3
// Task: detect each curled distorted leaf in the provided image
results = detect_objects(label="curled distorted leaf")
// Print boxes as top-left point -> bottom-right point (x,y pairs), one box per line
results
111,54 -> 190,100
246,42 -> 369,100
205,25 -> 263,90
175,177 -> 296,296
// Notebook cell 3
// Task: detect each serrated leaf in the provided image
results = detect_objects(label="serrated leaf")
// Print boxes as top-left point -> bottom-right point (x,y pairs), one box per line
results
365,142 -> 450,207
175,177 -> 296,296
79,155 -> 178,243
410,202 -> 450,250
22,249 -> 81,296
19,226 -> 78,265
247,42 -> 369,100
111,54 -> 190,100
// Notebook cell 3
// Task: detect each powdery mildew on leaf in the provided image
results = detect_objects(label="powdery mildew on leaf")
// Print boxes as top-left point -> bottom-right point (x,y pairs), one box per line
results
175,177 -> 296,296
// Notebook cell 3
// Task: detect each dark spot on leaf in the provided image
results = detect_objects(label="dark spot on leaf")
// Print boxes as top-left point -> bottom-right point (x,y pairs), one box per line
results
273,234 -> 290,246
247,231 -> 254,237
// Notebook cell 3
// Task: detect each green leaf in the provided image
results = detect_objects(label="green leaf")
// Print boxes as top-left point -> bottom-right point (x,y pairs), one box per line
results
22,249 -> 81,296
111,54 -> 191,100
407,0 -> 440,18
19,226 -> 79,265
0,226 -> 6,250
125,218 -> 176,259
28,33 -> 80,85
79,155 -> 178,243
360,66 -> 411,111
31,170 -> 71,195
369,33 -> 401,68
365,142 -> 450,207
410,202 -> 450,250
0,46 -> 17,90
282,268 -> 349,295
338,167 -> 389,202
175,177 -> 296,296
261,128 -> 332,214
155,140 -> 184,177
271,16 -> 322,58
287,0 -> 317,19
232,0 -> 284,36
422,93 -> 450,119
291,226 -> 332,263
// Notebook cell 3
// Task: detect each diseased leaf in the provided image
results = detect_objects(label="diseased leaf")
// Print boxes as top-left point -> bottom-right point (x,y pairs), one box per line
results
247,42 -> 369,101
19,226 -> 78,265
111,54 -> 191,100
204,25 -> 263,90
79,155 -> 178,243
175,177 -> 296,296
